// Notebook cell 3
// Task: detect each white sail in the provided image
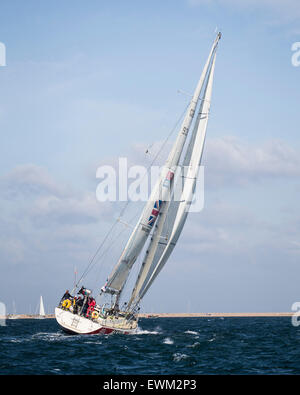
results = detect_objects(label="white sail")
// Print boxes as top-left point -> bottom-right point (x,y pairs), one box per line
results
102,33 -> 221,299
127,100 -> 205,308
39,295 -> 45,317
137,48 -> 218,303
127,35 -> 220,308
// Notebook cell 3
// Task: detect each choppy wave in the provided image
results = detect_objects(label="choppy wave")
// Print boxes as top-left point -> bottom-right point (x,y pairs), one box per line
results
0,317 -> 299,374
173,352 -> 189,362
163,337 -> 174,345
135,328 -> 161,335
187,341 -> 200,348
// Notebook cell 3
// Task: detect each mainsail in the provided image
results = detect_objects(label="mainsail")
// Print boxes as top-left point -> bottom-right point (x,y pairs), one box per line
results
101,33 -> 221,301
129,39 -> 219,307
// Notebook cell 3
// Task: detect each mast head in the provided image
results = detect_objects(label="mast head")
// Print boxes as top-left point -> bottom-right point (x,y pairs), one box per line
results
217,32 -> 222,40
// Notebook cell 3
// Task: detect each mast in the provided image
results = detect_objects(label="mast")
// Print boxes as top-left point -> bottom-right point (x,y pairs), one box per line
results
101,33 -> 221,304
130,41 -> 219,307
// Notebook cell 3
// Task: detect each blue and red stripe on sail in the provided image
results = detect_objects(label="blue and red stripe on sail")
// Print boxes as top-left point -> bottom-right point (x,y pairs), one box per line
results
147,170 -> 174,227
147,199 -> 162,227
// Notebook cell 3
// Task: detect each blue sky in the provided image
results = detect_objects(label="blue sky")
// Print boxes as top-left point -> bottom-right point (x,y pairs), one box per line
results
0,0 -> 299,314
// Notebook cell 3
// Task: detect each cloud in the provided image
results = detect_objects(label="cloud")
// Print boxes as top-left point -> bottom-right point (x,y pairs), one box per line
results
89,135 -> 300,262
31,193 -> 108,227
0,164 -> 117,269
0,163 -> 116,225
203,136 -> 300,187
127,135 -> 300,188
0,164 -> 68,200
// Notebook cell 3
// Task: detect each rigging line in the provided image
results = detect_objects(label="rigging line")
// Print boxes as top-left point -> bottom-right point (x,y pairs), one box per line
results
80,204 -> 141,287
113,101 -> 191,229
91,222 -> 131,289
75,218 -> 120,289
75,100 -> 190,287
77,200 -> 145,288
144,101 -> 190,170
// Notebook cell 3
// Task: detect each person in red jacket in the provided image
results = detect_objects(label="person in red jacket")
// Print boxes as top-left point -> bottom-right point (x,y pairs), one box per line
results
86,297 -> 96,319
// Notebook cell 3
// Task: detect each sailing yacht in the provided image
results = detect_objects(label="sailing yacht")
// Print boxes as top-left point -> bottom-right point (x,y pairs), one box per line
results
55,32 -> 221,335
37,295 -> 46,319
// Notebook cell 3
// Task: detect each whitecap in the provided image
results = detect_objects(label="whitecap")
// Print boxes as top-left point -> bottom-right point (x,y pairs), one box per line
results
163,337 -> 174,345
187,341 -> 200,348
173,353 -> 189,362
184,330 -> 198,335
31,331 -> 72,342
134,328 -> 160,335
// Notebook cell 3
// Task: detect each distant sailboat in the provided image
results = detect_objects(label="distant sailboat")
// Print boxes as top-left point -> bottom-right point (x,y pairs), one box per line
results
37,296 -> 46,319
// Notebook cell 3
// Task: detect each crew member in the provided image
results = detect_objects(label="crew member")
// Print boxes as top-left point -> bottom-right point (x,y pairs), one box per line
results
60,290 -> 71,304
86,297 -> 96,319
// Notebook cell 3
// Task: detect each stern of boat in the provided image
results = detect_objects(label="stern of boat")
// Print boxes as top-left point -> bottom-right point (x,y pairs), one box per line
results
55,307 -> 137,335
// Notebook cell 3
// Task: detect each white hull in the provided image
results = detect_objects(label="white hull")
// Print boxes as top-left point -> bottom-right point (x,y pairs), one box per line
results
55,308 -> 137,335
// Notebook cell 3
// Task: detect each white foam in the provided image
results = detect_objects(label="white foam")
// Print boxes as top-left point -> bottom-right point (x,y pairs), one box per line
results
184,330 -> 198,335
187,341 -> 200,348
134,327 -> 160,335
32,331 -> 72,342
173,353 -> 189,362
163,337 -> 174,345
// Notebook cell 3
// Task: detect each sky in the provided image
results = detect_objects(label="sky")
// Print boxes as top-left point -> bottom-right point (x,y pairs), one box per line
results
0,0 -> 299,314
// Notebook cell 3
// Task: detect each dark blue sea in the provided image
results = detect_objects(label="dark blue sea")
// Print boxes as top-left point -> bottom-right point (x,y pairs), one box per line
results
0,317 -> 299,375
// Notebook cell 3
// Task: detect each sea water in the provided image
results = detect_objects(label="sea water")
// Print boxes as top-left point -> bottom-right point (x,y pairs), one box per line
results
0,317 -> 299,375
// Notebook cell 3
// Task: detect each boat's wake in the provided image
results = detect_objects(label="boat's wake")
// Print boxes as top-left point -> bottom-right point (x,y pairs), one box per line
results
134,326 -> 162,335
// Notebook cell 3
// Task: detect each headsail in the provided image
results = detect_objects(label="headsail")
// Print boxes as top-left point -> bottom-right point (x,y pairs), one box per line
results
132,42 -> 219,305
101,33 -> 221,301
